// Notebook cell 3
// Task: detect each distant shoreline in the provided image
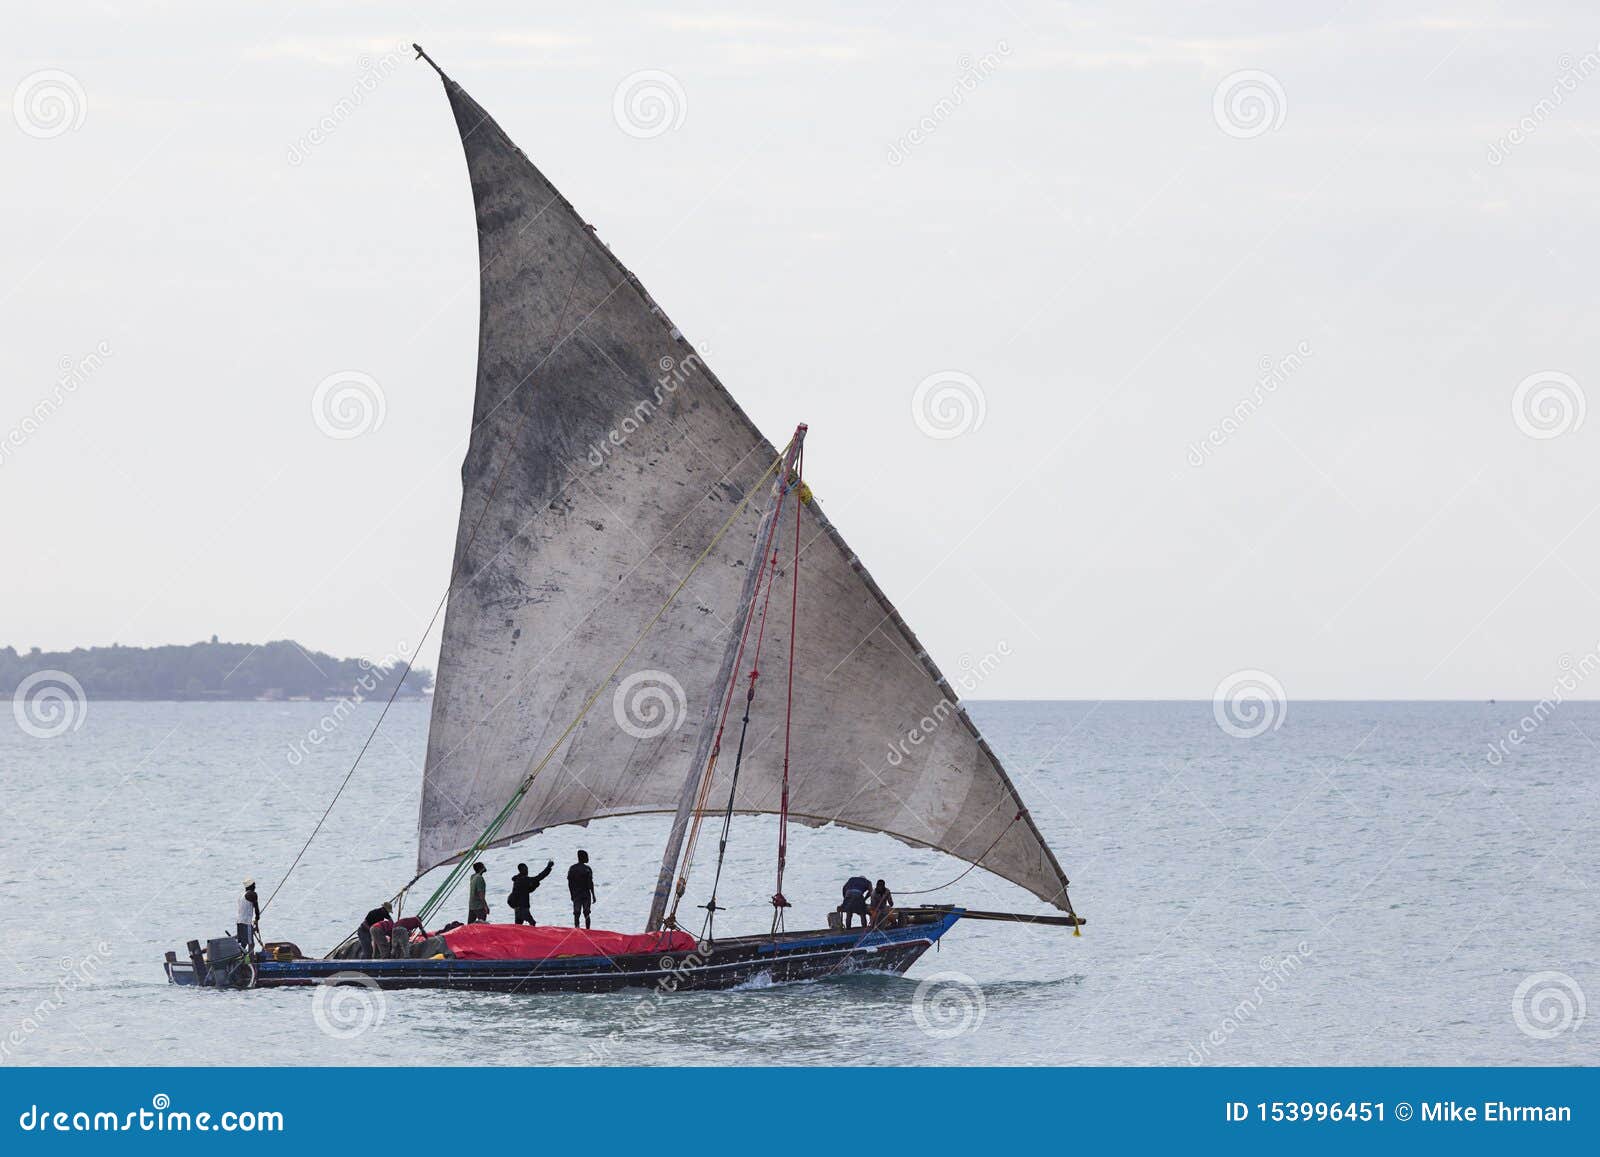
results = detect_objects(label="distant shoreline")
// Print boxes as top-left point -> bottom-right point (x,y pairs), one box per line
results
1,639 -> 433,703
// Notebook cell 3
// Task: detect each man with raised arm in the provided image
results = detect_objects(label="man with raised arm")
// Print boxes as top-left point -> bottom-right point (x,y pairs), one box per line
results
508,860 -> 554,926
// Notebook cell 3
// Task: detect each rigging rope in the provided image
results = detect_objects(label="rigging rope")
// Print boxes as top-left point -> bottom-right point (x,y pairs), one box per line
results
260,596 -> 444,917
892,811 -> 1025,897
415,446 -> 791,928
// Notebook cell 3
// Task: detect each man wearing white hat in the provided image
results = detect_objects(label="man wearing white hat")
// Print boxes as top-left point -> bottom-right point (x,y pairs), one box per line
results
237,878 -> 260,952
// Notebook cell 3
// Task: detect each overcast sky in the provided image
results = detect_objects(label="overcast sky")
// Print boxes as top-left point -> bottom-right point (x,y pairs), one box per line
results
4,2 -> 1599,698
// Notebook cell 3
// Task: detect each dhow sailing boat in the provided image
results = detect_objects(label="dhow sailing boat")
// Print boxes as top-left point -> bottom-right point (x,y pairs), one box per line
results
165,47 -> 1082,993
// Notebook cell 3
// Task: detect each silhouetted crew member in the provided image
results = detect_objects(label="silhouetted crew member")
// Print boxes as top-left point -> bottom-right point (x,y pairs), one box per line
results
870,879 -> 895,927
236,879 -> 260,950
467,861 -> 490,924
357,901 -> 392,957
508,860 -> 554,925
370,915 -> 395,959
568,850 -> 596,929
839,874 -> 871,929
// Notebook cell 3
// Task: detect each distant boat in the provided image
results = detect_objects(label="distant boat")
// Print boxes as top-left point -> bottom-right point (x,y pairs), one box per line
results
167,47 -> 1081,993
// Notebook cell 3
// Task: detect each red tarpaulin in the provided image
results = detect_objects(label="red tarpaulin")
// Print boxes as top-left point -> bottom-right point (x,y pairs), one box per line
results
440,923 -> 697,961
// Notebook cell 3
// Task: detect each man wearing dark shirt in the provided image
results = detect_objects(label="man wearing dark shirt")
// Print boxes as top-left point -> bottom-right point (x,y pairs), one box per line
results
508,860 -> 554,925
357,900 -> 391,957
869,879 -> 895,928
839,874 -> 872,929
567,850 -> 596,929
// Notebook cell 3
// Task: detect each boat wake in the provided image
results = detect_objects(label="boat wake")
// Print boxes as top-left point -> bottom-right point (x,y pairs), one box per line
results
731,967 -> 1086,998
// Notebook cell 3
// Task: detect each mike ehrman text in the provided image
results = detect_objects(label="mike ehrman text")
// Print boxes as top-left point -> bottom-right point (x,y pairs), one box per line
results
1421,1101 -> 1570,1123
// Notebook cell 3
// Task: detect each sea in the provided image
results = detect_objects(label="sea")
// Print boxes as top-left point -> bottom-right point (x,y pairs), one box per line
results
1,700 -> 1594,1066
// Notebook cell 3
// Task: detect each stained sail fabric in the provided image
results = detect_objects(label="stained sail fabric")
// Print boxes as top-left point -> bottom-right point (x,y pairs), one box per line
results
417,65 -> 1076,917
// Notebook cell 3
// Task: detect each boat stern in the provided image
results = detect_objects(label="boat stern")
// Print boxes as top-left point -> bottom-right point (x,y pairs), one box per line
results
164,937 -> 257,989
163,949 -> 201,986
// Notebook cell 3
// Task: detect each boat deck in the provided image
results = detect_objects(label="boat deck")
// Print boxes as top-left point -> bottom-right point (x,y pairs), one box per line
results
165,907 -> 964,994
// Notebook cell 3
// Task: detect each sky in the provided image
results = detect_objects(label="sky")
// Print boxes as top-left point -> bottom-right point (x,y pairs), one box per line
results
3,2 -> 1599,699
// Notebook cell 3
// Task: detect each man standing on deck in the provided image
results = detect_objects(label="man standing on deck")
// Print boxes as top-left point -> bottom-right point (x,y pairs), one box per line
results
467,861 -> 490,924
508,860 -> 554,925
236,879 -> 259,950
568,850 -> 596,929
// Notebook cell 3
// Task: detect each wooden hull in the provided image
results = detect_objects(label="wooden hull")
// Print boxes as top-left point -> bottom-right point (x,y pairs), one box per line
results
165,909 -> 963,994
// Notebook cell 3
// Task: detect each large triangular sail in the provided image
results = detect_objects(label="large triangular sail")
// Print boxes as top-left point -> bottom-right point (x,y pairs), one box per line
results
416,56 -> 1078,919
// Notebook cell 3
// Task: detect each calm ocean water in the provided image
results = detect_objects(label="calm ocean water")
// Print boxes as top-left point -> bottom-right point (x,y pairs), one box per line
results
1,699 -> 1594,1066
